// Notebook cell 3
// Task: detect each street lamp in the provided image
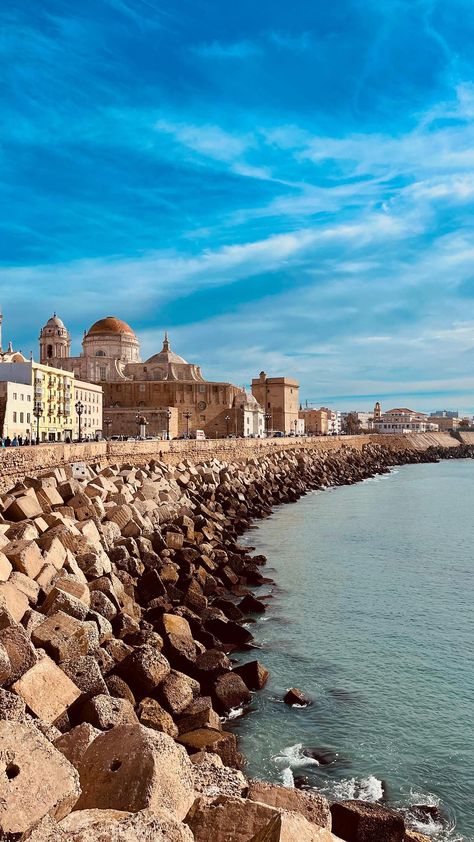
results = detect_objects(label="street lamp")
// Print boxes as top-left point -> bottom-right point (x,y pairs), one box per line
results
75,401 -> 84,442
32,403 -> 42,445
104,418 -> 112,440
225,415 -> 230,437
294,418 -> 298,436
166,409 -> 172,441
183,410 -> 192,438
264,412 -> 271,436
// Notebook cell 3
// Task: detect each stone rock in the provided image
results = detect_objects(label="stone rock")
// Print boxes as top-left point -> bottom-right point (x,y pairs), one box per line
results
0,721 -> 80,834
330,801 -> 405,842
81,694 -> 139,730
249,811 -> 335,842
10,570 -> 40,603
137,697 -> 178,738
177,695 -> 221,734
11,656 -> 81,724
163,632 -> 198,672
3,539 -> 44,578
239,593 -> 266,614
0,687 -> 26,720
76,724 -> 195,820
59,808 -> 195,841
4,494 -> 43,521
248,780 -> 331,829
0,623 -> 37,682
54,722 -> 100,769
117,645 -> 170,698
161,613 -> 193,638
159,670 -> 194,716
105,674 -> 136,706
405,833 -> 431,842
205,617 -> 253,645
192,753 -> 248,801
0,580 -> 29,622
0,641 -> 12,685
0,552 -> 13,582
185,796 -> 334,842
42,586 -> 89,621
32,611 -> 90,662
283,687 -> 311,706
234,660 -> 269,690
177,728 -> 240,768
213,671 -> 252,713
61,655 -> 109,700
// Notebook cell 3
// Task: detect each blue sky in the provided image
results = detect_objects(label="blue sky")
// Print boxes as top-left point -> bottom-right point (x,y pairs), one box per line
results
2,0 -> 474,412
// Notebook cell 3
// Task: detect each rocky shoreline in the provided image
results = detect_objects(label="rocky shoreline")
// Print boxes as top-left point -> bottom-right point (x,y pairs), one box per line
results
0,440 -> 470,841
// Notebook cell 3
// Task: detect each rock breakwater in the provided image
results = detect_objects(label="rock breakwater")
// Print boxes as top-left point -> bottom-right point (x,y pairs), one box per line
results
0,440 -> 467,841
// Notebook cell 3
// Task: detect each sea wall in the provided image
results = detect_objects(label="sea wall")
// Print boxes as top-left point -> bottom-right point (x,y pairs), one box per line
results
0,430 -> 461,493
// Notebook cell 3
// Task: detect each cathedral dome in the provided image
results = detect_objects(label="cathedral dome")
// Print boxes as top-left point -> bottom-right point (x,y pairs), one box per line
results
87,317 -> 136,338
44,313 -> 66,330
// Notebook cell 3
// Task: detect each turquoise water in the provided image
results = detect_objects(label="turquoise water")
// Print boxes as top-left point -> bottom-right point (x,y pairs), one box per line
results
232,461 -> 474,841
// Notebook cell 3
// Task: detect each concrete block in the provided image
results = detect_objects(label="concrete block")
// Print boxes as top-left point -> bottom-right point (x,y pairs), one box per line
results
32,611 -> 90,662
81,694 -> 139,730
4,494 -> 43,521
11,656 -> 81,724
76,724 -> 194,819
0,552 -> 12,582
0,721 -> 80,834
54,722 -> 100,769
0,623 -> 37,681
10,571 -> 40,604
3,539 -> 44,578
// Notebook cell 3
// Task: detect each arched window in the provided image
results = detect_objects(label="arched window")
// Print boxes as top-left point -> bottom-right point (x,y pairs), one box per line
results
95,350 -> 106,357
47,345 -> 53,358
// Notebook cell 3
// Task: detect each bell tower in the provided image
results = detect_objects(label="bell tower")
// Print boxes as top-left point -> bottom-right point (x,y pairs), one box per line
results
374,401 -> 381,420
39,314 -> 71,365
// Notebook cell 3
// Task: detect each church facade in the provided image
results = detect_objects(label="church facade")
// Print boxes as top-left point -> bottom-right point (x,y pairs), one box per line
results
39,315 -> 264,438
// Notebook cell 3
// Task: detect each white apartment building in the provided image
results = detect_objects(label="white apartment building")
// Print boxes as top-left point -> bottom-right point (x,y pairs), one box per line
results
73,380 -> 103,439
374,408 -> 439,434
321,408 -> 342,435
0,381 -> 34,440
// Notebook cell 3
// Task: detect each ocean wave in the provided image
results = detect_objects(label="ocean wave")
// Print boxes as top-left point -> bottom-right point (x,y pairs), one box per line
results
221,706 -> 244,722
400,790 -> 464,842
272,742 -> 320,786
317,774 -> 384,803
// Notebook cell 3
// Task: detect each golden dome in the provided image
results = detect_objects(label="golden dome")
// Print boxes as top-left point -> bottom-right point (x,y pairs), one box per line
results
87,317 -> 136,337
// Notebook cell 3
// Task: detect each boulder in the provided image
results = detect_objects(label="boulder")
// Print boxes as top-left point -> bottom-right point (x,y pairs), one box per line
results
0,552 -> 13,582
76,724 -> 195,820
212,671 -> 252,713
59,807 -> 195,841
81,694 -> 139,730
137,697 -> 178,738
248,780 -> 331,829
0,641 -> 12,685
177,695 -> 221,734
234,660 -> 269,690
192,752 -> 248,801
330,801 -> 405,842
61,655 -> 109,700
283,687 -> 311,706
0,623 -> 37,682
0,580 -> 29,622
4,494 -> 43,521
54,722 -> 100,769
3,539 -> 44,578
11,656 -> 81,724
0,687 -> 27,720
117,645 -> 170,698
0,721 -> 80,834
185,796 -> 334,842
159,670 -> 194,716
177,728 -> 240,768
161,613 -> 193,638
32,611 -> 91,662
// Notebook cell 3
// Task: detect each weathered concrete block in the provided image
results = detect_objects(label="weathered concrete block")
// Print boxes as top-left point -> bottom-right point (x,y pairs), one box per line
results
234,660 -> 269,691
137,697 -> 178,738
0,580 -> 29,622
61,655 -> 109,699
76,724 -> 195,819
10,570 -> 41,604
81,694 -> 139,730
0,552 -> 13,582
32,611 -> 90,662
177,696 -> 221,735
161,612 -> 193,638
330,801 -> 405,842
0,623 -> 37,682
3,539 -> 44,578
0,687 -> 26,720
4,493 -> 43,521
117,644 -> 170,698
58,807 -> 195,841
192,752 -> 248,801
0,721 -> 80,834
42,586 -> 89,621
35,563 -> 59,593
0,642 -> 12,686
54,722 -> 100,769
212,671 -> 252,713
177,728 -> 239,768
11,656 -> 81,724
248,780 -> 331,829
38,535 -> 68,570
159,671 -> 194,717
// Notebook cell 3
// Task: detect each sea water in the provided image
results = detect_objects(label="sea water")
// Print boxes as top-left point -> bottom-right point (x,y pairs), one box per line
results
232,460 -> 474,841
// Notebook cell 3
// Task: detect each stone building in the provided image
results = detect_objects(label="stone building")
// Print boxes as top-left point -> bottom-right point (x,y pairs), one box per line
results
251,372 -> 299,435
299,408 -> 328,435
374,408 -> 439,434
38,315 -> 263,438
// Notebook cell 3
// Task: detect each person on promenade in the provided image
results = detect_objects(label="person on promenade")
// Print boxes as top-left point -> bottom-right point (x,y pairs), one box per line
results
18,435 -> 23,446
12,437 -> 19,447
4,436 -> 11,447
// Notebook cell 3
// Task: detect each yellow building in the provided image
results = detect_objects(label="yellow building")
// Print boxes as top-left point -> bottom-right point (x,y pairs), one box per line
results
299,408 -> 328,435
251,371 -> 299,435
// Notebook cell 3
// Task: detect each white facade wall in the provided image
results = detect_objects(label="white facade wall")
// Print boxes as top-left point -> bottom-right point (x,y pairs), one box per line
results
0,382 -> 34,440
74,380 -> 103,439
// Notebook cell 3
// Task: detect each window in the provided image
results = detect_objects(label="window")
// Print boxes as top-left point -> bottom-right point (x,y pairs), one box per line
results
96,351 -> 106,357
199,385 -> 205,393
13,393 -> 17,400
47,345 -> 53,358
20,394 -> 24,401
27,413 -> 30,423
13,412 -> 17,422
99,367 -> 106,380
27,395 -> 31,402
20,412 -> 24,423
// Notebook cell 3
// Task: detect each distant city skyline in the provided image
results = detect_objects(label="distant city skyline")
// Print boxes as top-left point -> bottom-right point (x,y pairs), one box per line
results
2,2 -> 474,411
